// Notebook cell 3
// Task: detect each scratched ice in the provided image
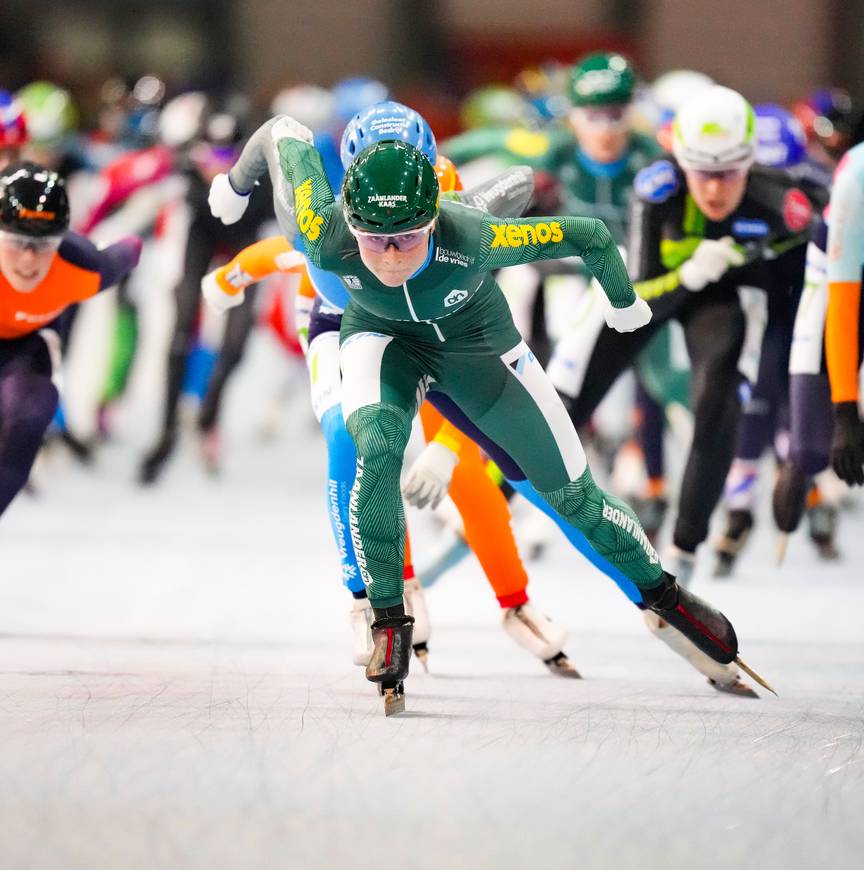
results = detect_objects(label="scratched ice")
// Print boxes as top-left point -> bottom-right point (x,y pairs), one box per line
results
0,335 -> 862,870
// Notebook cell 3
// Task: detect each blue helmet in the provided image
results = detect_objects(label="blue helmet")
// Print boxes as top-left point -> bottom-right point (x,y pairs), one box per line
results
331,77 -> 390,125
340,100 -> 437,169
754,103 -> 807,169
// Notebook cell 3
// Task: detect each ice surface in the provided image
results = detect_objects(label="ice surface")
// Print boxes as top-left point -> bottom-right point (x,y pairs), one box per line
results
0,338 -> 862,870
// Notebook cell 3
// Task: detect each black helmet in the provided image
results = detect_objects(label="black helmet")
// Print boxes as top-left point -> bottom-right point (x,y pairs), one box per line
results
0,161 -> 70,236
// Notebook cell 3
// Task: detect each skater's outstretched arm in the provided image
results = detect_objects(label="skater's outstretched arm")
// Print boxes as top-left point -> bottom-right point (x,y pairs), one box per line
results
456,166 -> 535,218
56,232 -> 142,296
201,235 -> 306,313
276,133 -> 348,270
474,213 -> 646,328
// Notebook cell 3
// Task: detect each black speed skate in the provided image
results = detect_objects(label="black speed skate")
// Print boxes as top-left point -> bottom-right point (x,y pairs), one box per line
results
807,503 -> 840,560
713,509 -> 754,578
367,612 -> 414,716
641,572 -> 737,665
642,577 -> 776,695
139,430 -> 177,485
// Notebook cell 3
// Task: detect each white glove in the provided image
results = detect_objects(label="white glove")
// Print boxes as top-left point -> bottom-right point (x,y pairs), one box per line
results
208,173 -> 250,225
201,270 -> 244,314
402,441 -> 460,509
270,115 -> 314,146
678,236 -> 745,291
605,296 -> 652,332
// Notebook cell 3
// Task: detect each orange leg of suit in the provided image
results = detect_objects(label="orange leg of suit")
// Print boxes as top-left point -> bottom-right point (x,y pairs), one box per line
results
418,403 -> 529,608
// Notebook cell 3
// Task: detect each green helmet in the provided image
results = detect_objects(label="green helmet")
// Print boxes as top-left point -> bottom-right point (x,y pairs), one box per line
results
342,140 -> 439,233
16,81 -> 78,147
568,53 -> 636,107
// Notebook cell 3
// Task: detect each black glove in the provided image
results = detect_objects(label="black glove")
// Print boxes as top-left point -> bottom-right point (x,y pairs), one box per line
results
831,402 -> 864,486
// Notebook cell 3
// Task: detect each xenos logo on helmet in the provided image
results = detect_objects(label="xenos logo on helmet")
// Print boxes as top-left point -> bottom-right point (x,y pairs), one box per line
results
490,221 -> 563,248
17,207 -> 57,221
294,178 -> 324,241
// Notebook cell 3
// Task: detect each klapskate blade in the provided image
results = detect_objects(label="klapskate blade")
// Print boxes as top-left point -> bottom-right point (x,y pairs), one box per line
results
414,649 -> 429,674
383,688 -> 405,716
775,533 -> 789,565
709,678 -> 759,699
735,656 -> 778,696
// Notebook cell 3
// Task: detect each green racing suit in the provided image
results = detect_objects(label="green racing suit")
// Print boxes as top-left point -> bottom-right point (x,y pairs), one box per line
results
253,131 -> 667,608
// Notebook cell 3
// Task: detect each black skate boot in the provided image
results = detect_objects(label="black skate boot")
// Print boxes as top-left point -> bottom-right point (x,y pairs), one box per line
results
641,572 -> 738,664
713,509 -> 754,578
138,429 -> 177,486
772,462 -> 809,531
807,503 -> 840,560
367,606 -> 414,716
61,430 -> 95,465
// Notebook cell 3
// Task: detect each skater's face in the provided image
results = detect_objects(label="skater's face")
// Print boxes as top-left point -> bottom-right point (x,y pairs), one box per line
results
352,223 -> 434,287
570,105 -> 631,164
0,147 -> 21,173
684,168 -> 748,221
0,232 -> 61,292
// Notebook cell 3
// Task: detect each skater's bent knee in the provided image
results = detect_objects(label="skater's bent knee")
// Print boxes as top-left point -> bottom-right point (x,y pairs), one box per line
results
346,403 -> 412,459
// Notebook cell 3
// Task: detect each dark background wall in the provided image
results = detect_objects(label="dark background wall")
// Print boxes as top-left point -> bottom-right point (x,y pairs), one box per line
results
2,0 -> 862,122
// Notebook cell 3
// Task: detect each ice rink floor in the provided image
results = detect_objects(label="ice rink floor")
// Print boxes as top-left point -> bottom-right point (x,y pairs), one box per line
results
1,361 -> 863,870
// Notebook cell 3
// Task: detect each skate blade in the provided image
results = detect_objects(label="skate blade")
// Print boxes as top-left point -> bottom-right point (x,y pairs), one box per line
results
735,655 -> 778,696
383,688 -> 405,716
775,533 -> 789,565
709,677 -> 759,699
413,648 -> 429,673
547,661 -> 582,679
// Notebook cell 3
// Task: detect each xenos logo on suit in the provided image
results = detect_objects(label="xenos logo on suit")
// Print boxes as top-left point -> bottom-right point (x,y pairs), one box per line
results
295,179 -> 324,241
490,222 -> 563,248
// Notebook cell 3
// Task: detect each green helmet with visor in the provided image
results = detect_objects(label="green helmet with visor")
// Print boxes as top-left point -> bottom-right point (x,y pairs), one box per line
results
341,139 -> 439,234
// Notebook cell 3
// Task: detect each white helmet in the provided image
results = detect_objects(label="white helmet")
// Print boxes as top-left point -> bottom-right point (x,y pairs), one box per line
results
651,70 -> 714,122
270,85 -> 335,132
672,85 -> 756,172
159,91 -> 208,148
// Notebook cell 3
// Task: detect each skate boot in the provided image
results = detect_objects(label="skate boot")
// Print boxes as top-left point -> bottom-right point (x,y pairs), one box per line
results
772,462 -> 810,561
807,503 -> 840,560
642,610 -> 757,697
713,509 -> 754,578
350,597 -> 374,667
640,572 -> 737,665
61,430 -> 95,465
139,429 -> 177,485
632,495 -> 668,547
502,602 -> 580,678
404,577 -> 431,671
367,607 -> 415,716
772,463 -> 810,533
664,546 -> 697,588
